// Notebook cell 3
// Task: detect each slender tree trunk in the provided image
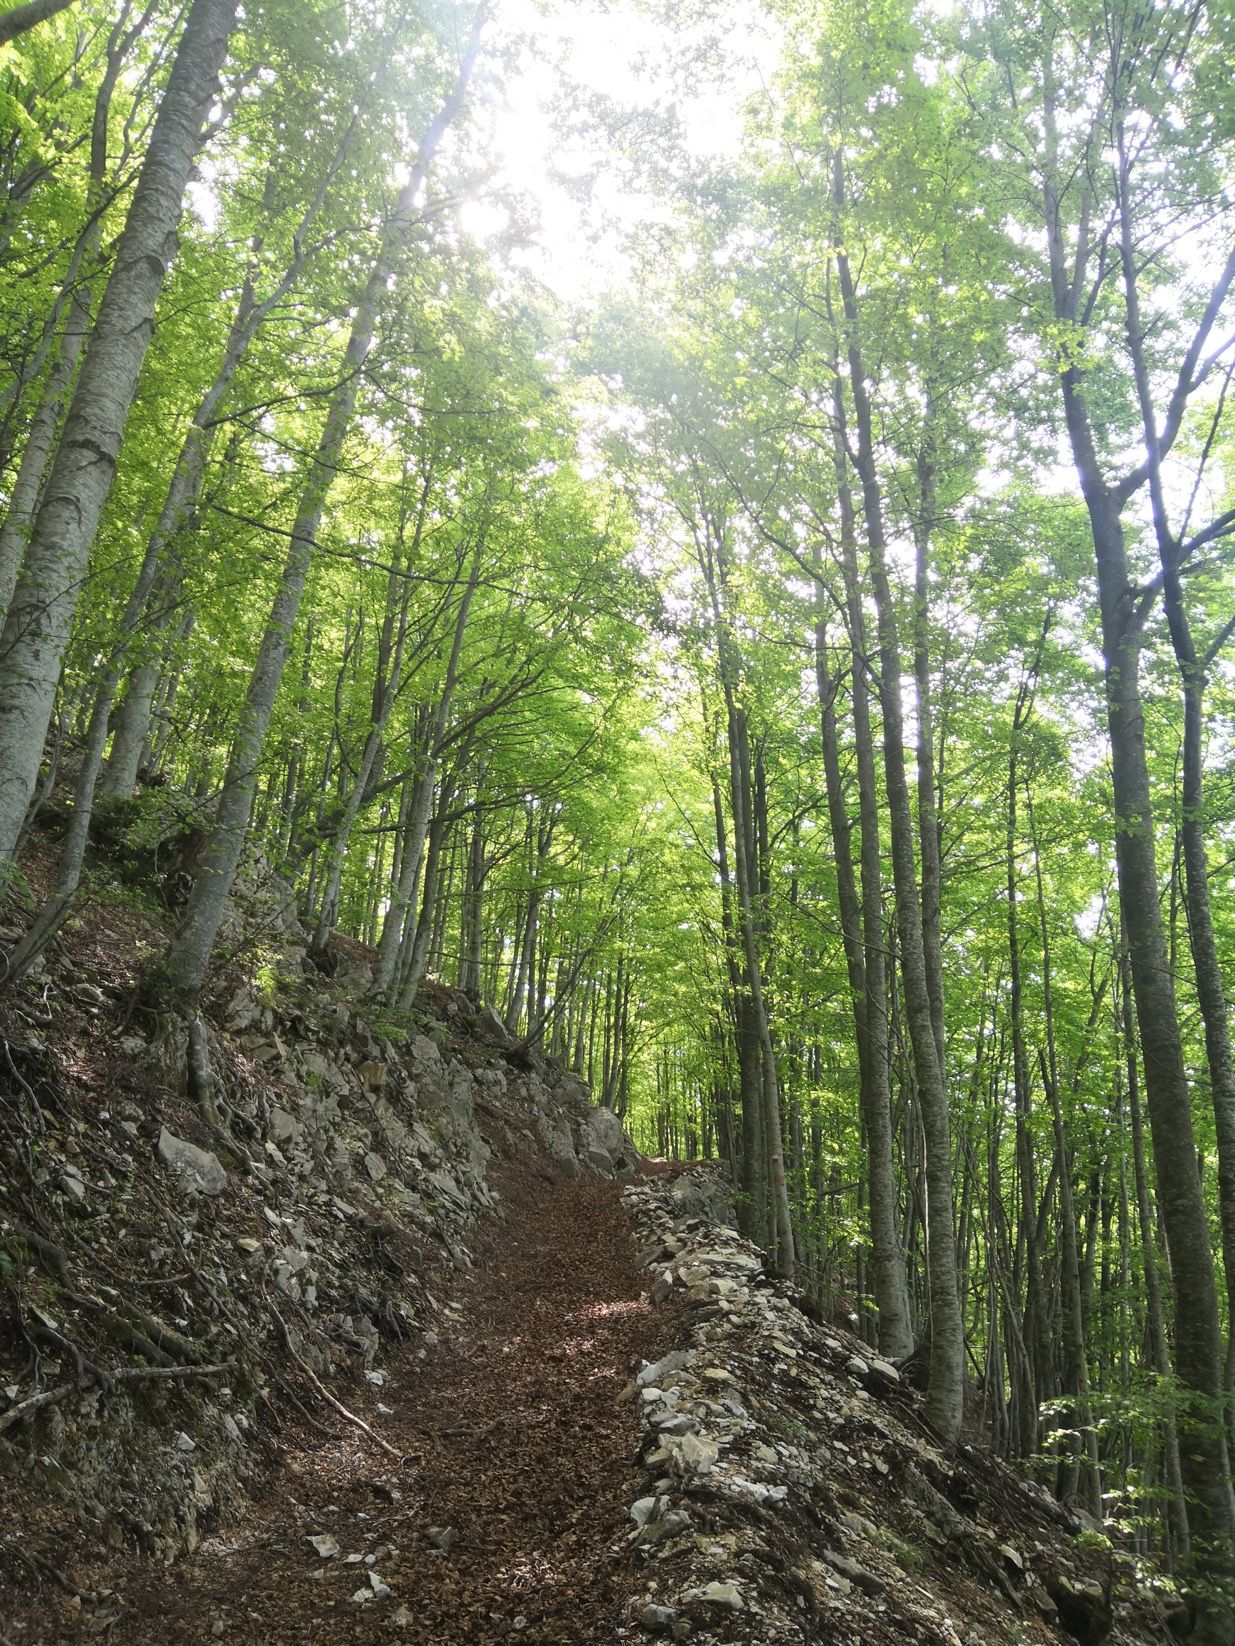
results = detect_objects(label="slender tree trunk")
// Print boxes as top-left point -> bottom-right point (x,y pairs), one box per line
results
815,562 -> 912,1356
1040,54 -> 1235,1605
309,468 -> 434,958
1056,350 -> 1235,1615
159,15 -> 483,1001
0,0 -> 75,48
911,426 -> 946,1071
832,169 -> 964,1440
1007,633 -> 1050,1458
1120,940 -> 1189,1563
1115,134 -> 1235,1419
0,0 -> 239,870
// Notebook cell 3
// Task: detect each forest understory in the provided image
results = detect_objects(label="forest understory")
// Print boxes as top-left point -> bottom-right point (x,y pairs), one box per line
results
2,0 -> 1235,1638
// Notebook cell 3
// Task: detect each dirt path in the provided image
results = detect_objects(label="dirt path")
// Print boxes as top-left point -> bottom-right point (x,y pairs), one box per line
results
17,1170 -> 667,1646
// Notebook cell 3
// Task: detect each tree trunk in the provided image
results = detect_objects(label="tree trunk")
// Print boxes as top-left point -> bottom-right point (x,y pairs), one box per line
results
0,0 -> 239,869
815,557 -> 912,1356
1062,398 -> 1235,1604
0,0 -> 75,48
833,169 -> 964,1440
159,18 -> 483,1001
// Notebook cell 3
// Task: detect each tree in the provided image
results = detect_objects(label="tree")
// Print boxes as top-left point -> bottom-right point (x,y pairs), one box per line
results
0,0 -> 239,868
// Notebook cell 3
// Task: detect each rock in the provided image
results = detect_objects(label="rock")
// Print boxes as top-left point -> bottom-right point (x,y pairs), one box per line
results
638,1350 -> 691,1388
640,1602 -> 677,1632
536,1111 -> 580,1178
652,1413 -> 698,1436
427,1525 -> 457,1553
308,1534 -> 339,1558
822,1550 -> 886,1596
579,1104 -> 632,1171
634,1509 -> 692,1547
672,1432 -> 719,1475
556,1071 -> 592,1105
651,1269 -> 674,1304
476,1004 -> 512,1046
156,1127 -> 226,1196
174,1431 -> 196,1452
269,1107 -> 299,1144
584,1144 -> 616,1177
870,1357 -> 900,1383
1028,1580 -> 1058,1619
363,1151 -> 386,1181
698,1581 -> 744,1611
631,1495 -> 665,1526
59,1165 -> 86,1200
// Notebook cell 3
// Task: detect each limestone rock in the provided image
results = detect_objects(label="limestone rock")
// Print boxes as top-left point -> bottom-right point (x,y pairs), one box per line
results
640,1602 -> 677,1632
156,1127 -> 226,1196
698,1580 -> 744,1610
475,1004 -> 512,1046
578,1104 -> 632,1172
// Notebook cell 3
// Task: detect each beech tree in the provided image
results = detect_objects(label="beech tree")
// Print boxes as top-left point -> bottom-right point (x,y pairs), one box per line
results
0,0 -> 1233,1616
0,0 -> 238,867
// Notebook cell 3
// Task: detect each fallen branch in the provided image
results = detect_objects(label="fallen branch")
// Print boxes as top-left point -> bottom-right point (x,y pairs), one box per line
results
0,1361 -> 235,1436
267,1300 -> 401,1461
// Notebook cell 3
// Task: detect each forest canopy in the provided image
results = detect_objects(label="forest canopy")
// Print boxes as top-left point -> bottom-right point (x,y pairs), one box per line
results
1,0 -> 1234,1632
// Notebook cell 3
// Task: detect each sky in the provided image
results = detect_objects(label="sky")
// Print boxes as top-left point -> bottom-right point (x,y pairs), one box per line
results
467,0 -> 781,303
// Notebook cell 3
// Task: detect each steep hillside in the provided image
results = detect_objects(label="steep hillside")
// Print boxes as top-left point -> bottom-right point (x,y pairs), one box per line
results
0,828 -> 1184,1646
0,832 -> 637,1635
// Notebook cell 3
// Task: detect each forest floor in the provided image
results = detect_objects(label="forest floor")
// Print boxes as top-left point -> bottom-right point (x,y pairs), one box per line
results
5,1163 -> 673,1646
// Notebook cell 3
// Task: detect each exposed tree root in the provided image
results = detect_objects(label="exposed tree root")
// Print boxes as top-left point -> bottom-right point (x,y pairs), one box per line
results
267,1298 -> 401,1461
0,1361 -> 235,1436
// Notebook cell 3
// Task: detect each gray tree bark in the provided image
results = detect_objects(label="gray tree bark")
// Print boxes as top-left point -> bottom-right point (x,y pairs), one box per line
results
1115,127 -> 1235,1419
1038,47 -> 1235,1615
815,527 -> 913,1357
0,0 -> 75,47
159,12 -> 484,1001
833,155 -> 965,1441
0,0 -> 238,871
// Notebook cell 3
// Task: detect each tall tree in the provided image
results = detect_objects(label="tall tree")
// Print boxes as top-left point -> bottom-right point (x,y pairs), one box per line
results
0,0 -> 239,868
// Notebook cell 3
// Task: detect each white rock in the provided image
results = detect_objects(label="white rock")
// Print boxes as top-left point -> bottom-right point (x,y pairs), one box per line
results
673,1432 -> 719,1475
308,1534 -> 339,1558
699,1580 -> 745,1610
156,1127 -> 226,1196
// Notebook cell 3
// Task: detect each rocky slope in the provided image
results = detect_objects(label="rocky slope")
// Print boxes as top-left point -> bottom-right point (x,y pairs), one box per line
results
0,813 -> 1182,1646
620,1173 -> 1171,1646
0,834 -> 635,1611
